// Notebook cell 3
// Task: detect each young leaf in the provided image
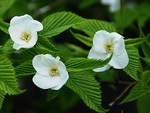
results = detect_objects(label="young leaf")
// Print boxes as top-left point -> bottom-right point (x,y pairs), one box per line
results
65,56 -> 112,72
125,37 -> 147,47
123,47 -> 140,80
0,19 -> 9,34
70,30 -> 93,47
40,12 -> 85,38
121,71 -> 150,104
0,55 -> 24,95
66,71 -> 107,113
72,19 -> 116,37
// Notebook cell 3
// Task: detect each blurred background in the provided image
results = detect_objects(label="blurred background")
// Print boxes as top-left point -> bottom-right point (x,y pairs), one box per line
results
0,0 -> 150,113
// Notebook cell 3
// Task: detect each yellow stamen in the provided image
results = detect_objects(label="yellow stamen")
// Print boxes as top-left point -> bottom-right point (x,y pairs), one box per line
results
20,32 -> 31,42
49,66 -> 60,76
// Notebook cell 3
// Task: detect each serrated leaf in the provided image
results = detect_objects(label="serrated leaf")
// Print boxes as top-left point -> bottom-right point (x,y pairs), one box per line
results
0,39 -> 14,55
65,56 -> 112,72
125,37 -> 147,47
123,47 -> 140,80
121,71 -> 150,104
40,12 -> 85,38
15,60 -> 35,77
0,90 -> 5,109
72,19 -> 116,37
0,19 -> 9,34
37,36 -> 58,52
0,55 -> 24,95
66,71 -> 107,113
70,30 -> 93,47
10,47 -> 56,63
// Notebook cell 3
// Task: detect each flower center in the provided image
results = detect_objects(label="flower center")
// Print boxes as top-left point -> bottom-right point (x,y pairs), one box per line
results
20,32 -> 32,42
49,66 -> 60,76
104,42 -> 114,53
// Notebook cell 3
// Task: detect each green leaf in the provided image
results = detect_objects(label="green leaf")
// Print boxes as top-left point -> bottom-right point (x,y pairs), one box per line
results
40,12 -> 85,38
137,94 -> 150,113
123,47 -> 140,80
73,19 -> 116,37
121,71 -> 150,104
0,19 -> 9,34
142,57 -> 150,65
0,39 -> 14,55
0,55 -> 24,95
37,36 -> 58,52
0,90 -> 5,109
15,60 -> 35,77
125,37 -> 147,47
70,30 -> 93,47
66,71 -> 107,113
65,56 -> 112,72
11,47 -> 56,63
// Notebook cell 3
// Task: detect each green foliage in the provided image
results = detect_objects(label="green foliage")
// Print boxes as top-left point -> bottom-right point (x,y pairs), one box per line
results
78,0 -> 98,9
137,94 -> 150,113
0,55 -> 24,95
0,39 -> 14,55
40,12 -> 85,38
123,47 -> 140,80
15,60 -> 35,77
0,90 -> 5,109
121,71 -> 150,104
0,0 -> 16,18
65,56 -> 112,72
72,19 -> 116,37
114,8 -> 137,32
66,71 -> 107,113
0,19 -> 9,34
70,30 -> 93,47
125,37 -> 147,47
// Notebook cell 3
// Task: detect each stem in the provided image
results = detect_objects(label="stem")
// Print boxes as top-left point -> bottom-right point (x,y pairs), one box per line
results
109,81 -> 138,106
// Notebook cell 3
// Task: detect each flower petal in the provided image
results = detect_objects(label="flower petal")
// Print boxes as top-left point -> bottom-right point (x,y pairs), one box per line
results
32,54 -> 52,75
93,64 -> 111,72
29,20 -> 43,31
93,30 -> 111,54
109,0 -> 120,12
109,50 -> 129,69
26,31 -> 38,48
10,14 -> 33,27
88,47 -> 110,60
111,32 -> 125,55
32,73 -> 61,89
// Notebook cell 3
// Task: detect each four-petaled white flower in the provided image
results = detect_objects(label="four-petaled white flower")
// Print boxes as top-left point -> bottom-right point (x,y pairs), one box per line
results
32,54 -> 69,90
9,14 -> 43,50
101,0 -> 120,12
88,30 -> 129,72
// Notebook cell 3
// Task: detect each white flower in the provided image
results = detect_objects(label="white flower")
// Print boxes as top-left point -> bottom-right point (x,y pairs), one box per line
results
32,54 -> 69,90
88,30 -> 129,72
101,0 -> 120,12
9,14 -> 43,50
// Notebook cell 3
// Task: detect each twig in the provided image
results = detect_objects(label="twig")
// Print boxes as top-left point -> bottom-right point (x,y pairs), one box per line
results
109,81 -> 138,106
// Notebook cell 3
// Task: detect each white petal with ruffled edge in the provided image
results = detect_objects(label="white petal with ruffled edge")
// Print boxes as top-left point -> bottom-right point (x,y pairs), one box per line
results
93,65 -> 111,72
